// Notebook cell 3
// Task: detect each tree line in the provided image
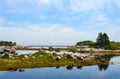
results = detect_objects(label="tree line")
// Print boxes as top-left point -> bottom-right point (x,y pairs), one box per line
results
0,41 -> 16,46
76,32 -> 120,50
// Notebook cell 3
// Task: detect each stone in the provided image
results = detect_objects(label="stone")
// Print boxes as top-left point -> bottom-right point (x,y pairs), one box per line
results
76,56 -> 83,60
55,56 -> 61,61
11,48 -> 16,54
24,55 -> 28,59
66,54 -> 74,59
94,55 -> 102,60
1,52 -> 10,58
53,52 -> 57,55
32,56 -> 35,59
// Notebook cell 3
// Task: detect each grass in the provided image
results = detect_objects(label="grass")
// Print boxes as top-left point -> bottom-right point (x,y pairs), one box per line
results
0,51 -> 109,71
109,42 -> 120,50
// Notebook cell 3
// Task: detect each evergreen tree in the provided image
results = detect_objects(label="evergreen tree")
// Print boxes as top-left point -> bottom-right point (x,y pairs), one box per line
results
102,33 -> 110,46
96,32 -> 110,48
97,32 -> 103,47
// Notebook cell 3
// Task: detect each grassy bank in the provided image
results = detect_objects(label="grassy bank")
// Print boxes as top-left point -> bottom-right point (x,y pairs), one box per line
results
0,51 -> 110,71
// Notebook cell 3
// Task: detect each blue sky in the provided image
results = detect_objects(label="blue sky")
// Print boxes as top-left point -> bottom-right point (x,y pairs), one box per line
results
0,0 -> 120,45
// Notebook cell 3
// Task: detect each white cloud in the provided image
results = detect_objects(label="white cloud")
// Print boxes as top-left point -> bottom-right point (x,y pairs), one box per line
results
70,0 -> 113,13
0,17 -> 15,25
0,0 -> 120,45
6,0 -> 65,15
0,23 -> 92,45
70,0 -> 95,12
0,17 -> 120,45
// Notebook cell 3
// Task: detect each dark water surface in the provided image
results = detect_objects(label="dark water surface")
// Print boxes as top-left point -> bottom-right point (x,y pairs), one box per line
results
0,56 -> 120,79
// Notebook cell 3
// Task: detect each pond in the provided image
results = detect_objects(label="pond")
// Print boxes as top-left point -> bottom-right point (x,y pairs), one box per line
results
16,50 -> 38,55
0,56 -> 120,79
16,50 -> 89,56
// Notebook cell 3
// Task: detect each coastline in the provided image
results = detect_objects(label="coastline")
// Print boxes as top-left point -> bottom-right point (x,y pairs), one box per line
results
0,50 -> 113,71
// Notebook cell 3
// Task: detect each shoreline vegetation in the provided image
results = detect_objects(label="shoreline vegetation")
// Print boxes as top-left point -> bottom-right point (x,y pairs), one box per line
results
0,50 -> 114,71
0,48 -> 120,71
0,32 -> 120,71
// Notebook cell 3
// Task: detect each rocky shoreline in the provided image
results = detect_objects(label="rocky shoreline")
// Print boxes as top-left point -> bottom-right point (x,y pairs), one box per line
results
0,46 -> 120,71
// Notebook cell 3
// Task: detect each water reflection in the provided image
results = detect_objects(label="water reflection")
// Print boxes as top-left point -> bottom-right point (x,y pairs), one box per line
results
66,66 -> 73,70
76,66 -> 83,69
98,64 -> 109,71
8,68 -> 25,72
56,66 -> 60,69
6,64 -> 109,72
2,56 -> 119,73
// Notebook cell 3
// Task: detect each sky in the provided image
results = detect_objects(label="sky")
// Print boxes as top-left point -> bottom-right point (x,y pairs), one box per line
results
0,0 -> 120,45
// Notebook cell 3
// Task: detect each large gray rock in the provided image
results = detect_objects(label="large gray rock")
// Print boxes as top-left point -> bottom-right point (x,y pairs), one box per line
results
1,52 -> 10,58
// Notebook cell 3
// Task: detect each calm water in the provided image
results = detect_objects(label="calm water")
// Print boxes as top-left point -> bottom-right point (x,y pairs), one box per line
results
16,50 -> 38,55
0,56 -> 120,79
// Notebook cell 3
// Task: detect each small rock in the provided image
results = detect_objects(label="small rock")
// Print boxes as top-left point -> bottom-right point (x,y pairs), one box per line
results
40,55 -> 43,57
24,55 -> 28,59
66,54 -> 74,59
53,52 -> 57,55
32,56 -> 35,59
76,56 -> 83,60
55,56 -> 61,61
94,55 -> 102,60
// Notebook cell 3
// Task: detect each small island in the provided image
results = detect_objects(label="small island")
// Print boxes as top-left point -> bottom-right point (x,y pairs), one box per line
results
0,32 -> 120,71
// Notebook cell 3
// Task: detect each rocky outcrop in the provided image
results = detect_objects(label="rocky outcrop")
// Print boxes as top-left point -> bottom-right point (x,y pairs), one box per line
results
1,52 -> 10,58
0,48 -> 17,58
